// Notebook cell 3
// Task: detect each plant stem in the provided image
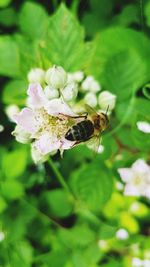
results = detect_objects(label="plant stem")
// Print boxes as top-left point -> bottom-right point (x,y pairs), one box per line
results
48,157 -> 71,194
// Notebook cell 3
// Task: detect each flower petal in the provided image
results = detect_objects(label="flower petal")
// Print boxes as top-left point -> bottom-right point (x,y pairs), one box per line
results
60,137 -> 76,150
27,83 -> 47,108
118,168 -> 133,183
13,108 -> 37,134
31,143 -> 49,164
35,133 -> 61,155
124,184 -> 141,196
45,98 -> 76,116
132,159 -> 150,174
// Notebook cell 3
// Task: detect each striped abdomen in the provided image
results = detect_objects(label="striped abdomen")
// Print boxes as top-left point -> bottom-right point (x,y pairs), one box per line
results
65,120 -> 94,142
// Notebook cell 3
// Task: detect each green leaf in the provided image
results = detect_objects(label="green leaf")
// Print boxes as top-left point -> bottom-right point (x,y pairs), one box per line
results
0,7 -> 17,26
70,160 -> 113,211
2,79 -> 28,105
19,2 -> 48,40
102,50 -> 146,100
86,27 -> 150,80
43,4 -> 85,71
0,196 -> 7,213
2,148 -> 28,180
0,0 -> 11,8
1,181 -> 24,200
0,36 -> 20,77
145,1 -> 150,27
14,34 -> 43,75
42,189 -> 74,218
58,224 -> 95,248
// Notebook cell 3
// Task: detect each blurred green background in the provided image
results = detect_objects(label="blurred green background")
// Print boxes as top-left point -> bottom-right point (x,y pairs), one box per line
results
0,0 -> 150,267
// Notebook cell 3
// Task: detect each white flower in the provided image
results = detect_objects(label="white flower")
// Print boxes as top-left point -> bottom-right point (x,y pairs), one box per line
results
118,159 -> 150,199
0,125 -> 4,133
62,82 -> 78,102
98,91 -> 116,111
44,85 -> 59,100
13,83 -> 76,159
45,65 -> 67,89
0,232 -> 5,242
27,68 -> 45,84
81,76 -> 101,93
132,258 -> 143,267
5,104 -> 20,122
137,121 -> 150,134
84,92 -> 97,107
116,228 -> 129,240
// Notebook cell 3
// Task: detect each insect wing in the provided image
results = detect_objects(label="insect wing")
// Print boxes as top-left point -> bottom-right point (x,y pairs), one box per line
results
86,135 -> 101,154
84,104 -> 97,116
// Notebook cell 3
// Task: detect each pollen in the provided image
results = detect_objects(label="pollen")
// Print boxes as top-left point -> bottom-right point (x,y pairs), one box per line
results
35,108 -> 70,139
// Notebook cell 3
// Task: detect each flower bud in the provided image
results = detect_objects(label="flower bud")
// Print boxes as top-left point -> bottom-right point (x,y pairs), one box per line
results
12,125 -> 31,144
116,228 -> 129,240
98,91 -> 116,110
44,86 -> 59,100
81,76 -> 101,92
31,144 -> 49,164
5,104 -> 20,122
84,92 -> 97,107
62,83 -> 78,102
27,68 -> 45,84
0,125 -> 4,133
45,65 -> 67,89
136,121 -> 150,133
0,231 -> 5,242
73,71 -> 84,82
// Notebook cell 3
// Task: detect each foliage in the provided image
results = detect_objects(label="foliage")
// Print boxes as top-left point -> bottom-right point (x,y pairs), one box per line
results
0,1 -> 150,267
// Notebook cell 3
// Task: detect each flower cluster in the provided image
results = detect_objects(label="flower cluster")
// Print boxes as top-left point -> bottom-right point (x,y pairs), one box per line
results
10,65 -> 117,164
118,159 -> 150,199
27,65 -> 117,112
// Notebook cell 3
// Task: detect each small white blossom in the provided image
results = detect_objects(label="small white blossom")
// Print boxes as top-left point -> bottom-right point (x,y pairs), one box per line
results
118,159 -> 150,199
84,92 -> 97,107
98,91 -> 116,111
98,240 -> 109,251
45,65 -> 67,89
0,232 -> 5,242
81,76 -> 101,93
0,125 -> 4,133
5,104 -> 20,122
132,258 -> 143,267
98,145 -> 104,154
137,121 -> 150,134
62,82 -> 78,102
44,85 -> 59,100
27,68 -> 45,84
116,228 -> 129,240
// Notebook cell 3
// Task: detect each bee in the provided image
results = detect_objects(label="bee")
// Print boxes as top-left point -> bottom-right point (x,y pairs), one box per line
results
64,105 -> 109,151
